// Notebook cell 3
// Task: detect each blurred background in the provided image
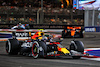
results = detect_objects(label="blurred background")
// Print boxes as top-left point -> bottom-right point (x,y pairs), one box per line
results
0,0 -> 84,27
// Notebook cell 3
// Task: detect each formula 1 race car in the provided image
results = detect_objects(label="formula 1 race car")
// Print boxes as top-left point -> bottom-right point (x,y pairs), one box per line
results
6,31 -> 85,59
62,26 -> 84,38
11,23 -> 29,29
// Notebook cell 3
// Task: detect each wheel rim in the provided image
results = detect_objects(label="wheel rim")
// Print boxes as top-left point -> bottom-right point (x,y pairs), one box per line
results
32,42 -> 39,58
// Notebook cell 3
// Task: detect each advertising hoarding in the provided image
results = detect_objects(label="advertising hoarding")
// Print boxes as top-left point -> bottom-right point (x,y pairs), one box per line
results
73,0 -> 100,10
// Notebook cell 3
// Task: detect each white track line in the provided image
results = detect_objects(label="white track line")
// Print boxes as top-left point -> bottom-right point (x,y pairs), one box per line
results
81,57 -> 100,61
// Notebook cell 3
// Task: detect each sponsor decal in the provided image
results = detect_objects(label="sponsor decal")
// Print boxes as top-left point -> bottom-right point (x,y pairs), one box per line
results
21,42 -> 33,47
16,32 -> 28,37
47,51 -> 58,56
15,32 -> 35,37
85,28 -> 96,32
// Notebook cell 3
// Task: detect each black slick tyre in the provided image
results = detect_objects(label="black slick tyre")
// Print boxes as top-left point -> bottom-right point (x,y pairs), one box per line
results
6,39 -> 20,55
70,40 -> 84,59
62,31 -> 65,38
38,41 -> 47,53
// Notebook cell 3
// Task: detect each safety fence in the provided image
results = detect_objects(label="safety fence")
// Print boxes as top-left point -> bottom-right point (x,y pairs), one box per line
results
0,24 -> 84,29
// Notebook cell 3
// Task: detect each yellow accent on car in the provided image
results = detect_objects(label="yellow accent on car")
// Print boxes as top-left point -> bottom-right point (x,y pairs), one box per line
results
54,51 -> 55,54
38,37 -> 43,39
38,29 -> 44,32
38,32 -> 44,36
61,48 -> 70,54
29,32 -> 31,36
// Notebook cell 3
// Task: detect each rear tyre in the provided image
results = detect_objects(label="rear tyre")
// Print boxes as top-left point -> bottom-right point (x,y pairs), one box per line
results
6,39 -> 20,55
80,30 -> 83,38
40,41 -> 48,57
38,41 -> 47,53
62,31 -> 65,38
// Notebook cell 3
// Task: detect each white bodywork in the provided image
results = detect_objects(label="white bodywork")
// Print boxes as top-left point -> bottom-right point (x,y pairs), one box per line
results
21,42 -> 33,47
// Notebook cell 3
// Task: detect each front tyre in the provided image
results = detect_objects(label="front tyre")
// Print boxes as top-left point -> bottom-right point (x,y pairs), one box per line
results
32,41 -> 39,59
70,40 -> 84,59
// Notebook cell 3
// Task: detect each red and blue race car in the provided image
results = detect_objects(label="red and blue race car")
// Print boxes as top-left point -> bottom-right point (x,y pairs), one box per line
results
6,31 -> 85,59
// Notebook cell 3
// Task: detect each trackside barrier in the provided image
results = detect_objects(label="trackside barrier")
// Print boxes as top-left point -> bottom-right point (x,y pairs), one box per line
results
82,48 -> 100,61
0,29 -> 63,32
0,29 -> 62,41
0,38 -> 27,41
85,26 -> 100,32
84,48 -> 100,58
0,24 -> 84,29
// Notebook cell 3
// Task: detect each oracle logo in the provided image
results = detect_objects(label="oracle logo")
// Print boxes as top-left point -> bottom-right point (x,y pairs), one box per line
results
16,33 -> 28,37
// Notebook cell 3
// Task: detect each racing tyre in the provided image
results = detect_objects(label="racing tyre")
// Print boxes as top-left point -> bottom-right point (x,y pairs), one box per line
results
38,41 -> 47,53
6,39 -> 20,55
32,41 -> 39,59
70,40 -> 84,59
80,30 -> 83,38
62,31 -> 65,38
38,41 -> 47,58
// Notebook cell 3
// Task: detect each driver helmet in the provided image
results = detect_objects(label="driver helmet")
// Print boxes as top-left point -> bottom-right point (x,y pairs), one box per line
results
19,23 -> 22,26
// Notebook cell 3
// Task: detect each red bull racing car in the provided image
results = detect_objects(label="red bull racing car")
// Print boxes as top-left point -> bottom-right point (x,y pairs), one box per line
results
62,26 -> 84,38
6,31 -> 85,59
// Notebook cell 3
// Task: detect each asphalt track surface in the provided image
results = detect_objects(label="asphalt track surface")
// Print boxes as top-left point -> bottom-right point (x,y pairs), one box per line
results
0,32 -> 100,67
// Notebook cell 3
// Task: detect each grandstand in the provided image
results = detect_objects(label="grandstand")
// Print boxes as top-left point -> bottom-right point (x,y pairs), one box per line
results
0,0 -> 84,29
